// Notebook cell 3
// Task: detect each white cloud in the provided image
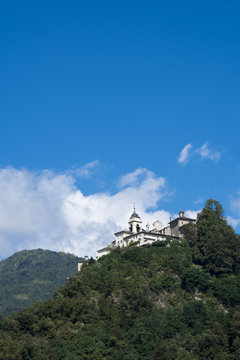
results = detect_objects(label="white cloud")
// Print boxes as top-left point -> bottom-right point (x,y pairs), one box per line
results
178,142 -> 221,165
227,191 -> 240,229
0,166 -> 173,259
230,191 -> 240,215
119,167 -> 151,188
70,160 -> 99,178
178,144 -> 193,164
196,142 -> 221,161
194,197 -> 204,205
227,216 -> 240,228
184,210 -> 199,219
171,209 -> 200,222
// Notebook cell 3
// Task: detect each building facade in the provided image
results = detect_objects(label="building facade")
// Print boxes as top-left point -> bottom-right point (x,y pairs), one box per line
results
97,208 -> 197,259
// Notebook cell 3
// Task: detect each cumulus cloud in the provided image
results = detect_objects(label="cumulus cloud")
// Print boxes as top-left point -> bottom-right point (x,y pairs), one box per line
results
118,168 -> 152,188
178,144 -> 193,164
178,142 -> 221,165
0,166 -> 174,259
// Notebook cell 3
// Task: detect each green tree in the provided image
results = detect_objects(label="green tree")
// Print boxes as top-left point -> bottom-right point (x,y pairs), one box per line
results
197,199 -> 238,275
152,338 -> 170,360
181,222 -> 200,263
182,267 -> 210,293
197,322 -> 229,359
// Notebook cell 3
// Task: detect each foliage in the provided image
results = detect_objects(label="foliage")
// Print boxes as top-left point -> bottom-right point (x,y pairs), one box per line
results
182,267 -> 210,292
0,200 -> 240,359
183,199 -> 240,275
128,240 -> 140,246
181,222 -> 200,263
0,249 -> 82,316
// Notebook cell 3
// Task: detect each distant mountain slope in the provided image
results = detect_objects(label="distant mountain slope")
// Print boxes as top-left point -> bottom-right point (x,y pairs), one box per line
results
0,249 -> 82,315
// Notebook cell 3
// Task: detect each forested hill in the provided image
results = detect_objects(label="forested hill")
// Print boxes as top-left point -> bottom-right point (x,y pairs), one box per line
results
0,249 -> 82,316
1,200 -> 240,359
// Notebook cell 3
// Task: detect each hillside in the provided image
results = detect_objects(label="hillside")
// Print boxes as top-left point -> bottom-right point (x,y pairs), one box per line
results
1,200 -> 240,359
0,241 -> 240,359
0,249 -> 82,316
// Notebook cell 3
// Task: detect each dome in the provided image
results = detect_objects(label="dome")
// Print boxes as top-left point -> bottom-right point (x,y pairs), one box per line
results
130,210 -> 140,219
153,220 -> 163,231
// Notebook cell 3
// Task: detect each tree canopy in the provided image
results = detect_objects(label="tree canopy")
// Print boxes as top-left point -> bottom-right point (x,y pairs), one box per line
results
183,199 -> 240,275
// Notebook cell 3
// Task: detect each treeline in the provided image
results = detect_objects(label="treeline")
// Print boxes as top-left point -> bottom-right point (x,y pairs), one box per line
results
0,200 -> 240,359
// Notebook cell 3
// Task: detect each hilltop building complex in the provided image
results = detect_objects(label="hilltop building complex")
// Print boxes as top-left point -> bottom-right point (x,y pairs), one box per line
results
96,208 -> 197,259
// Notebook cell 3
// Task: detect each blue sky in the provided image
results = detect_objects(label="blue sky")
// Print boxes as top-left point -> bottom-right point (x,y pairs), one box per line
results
0,1 -> 240,258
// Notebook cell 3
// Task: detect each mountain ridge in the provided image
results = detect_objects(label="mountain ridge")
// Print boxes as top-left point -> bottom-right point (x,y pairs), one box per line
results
0,248 -> 82,316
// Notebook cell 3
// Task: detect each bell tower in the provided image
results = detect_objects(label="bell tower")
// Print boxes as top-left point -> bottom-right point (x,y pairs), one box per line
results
128,204 -> 142,233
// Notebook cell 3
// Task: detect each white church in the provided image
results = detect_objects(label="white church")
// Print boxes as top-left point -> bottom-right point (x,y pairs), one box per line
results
96,207 -> 197,259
